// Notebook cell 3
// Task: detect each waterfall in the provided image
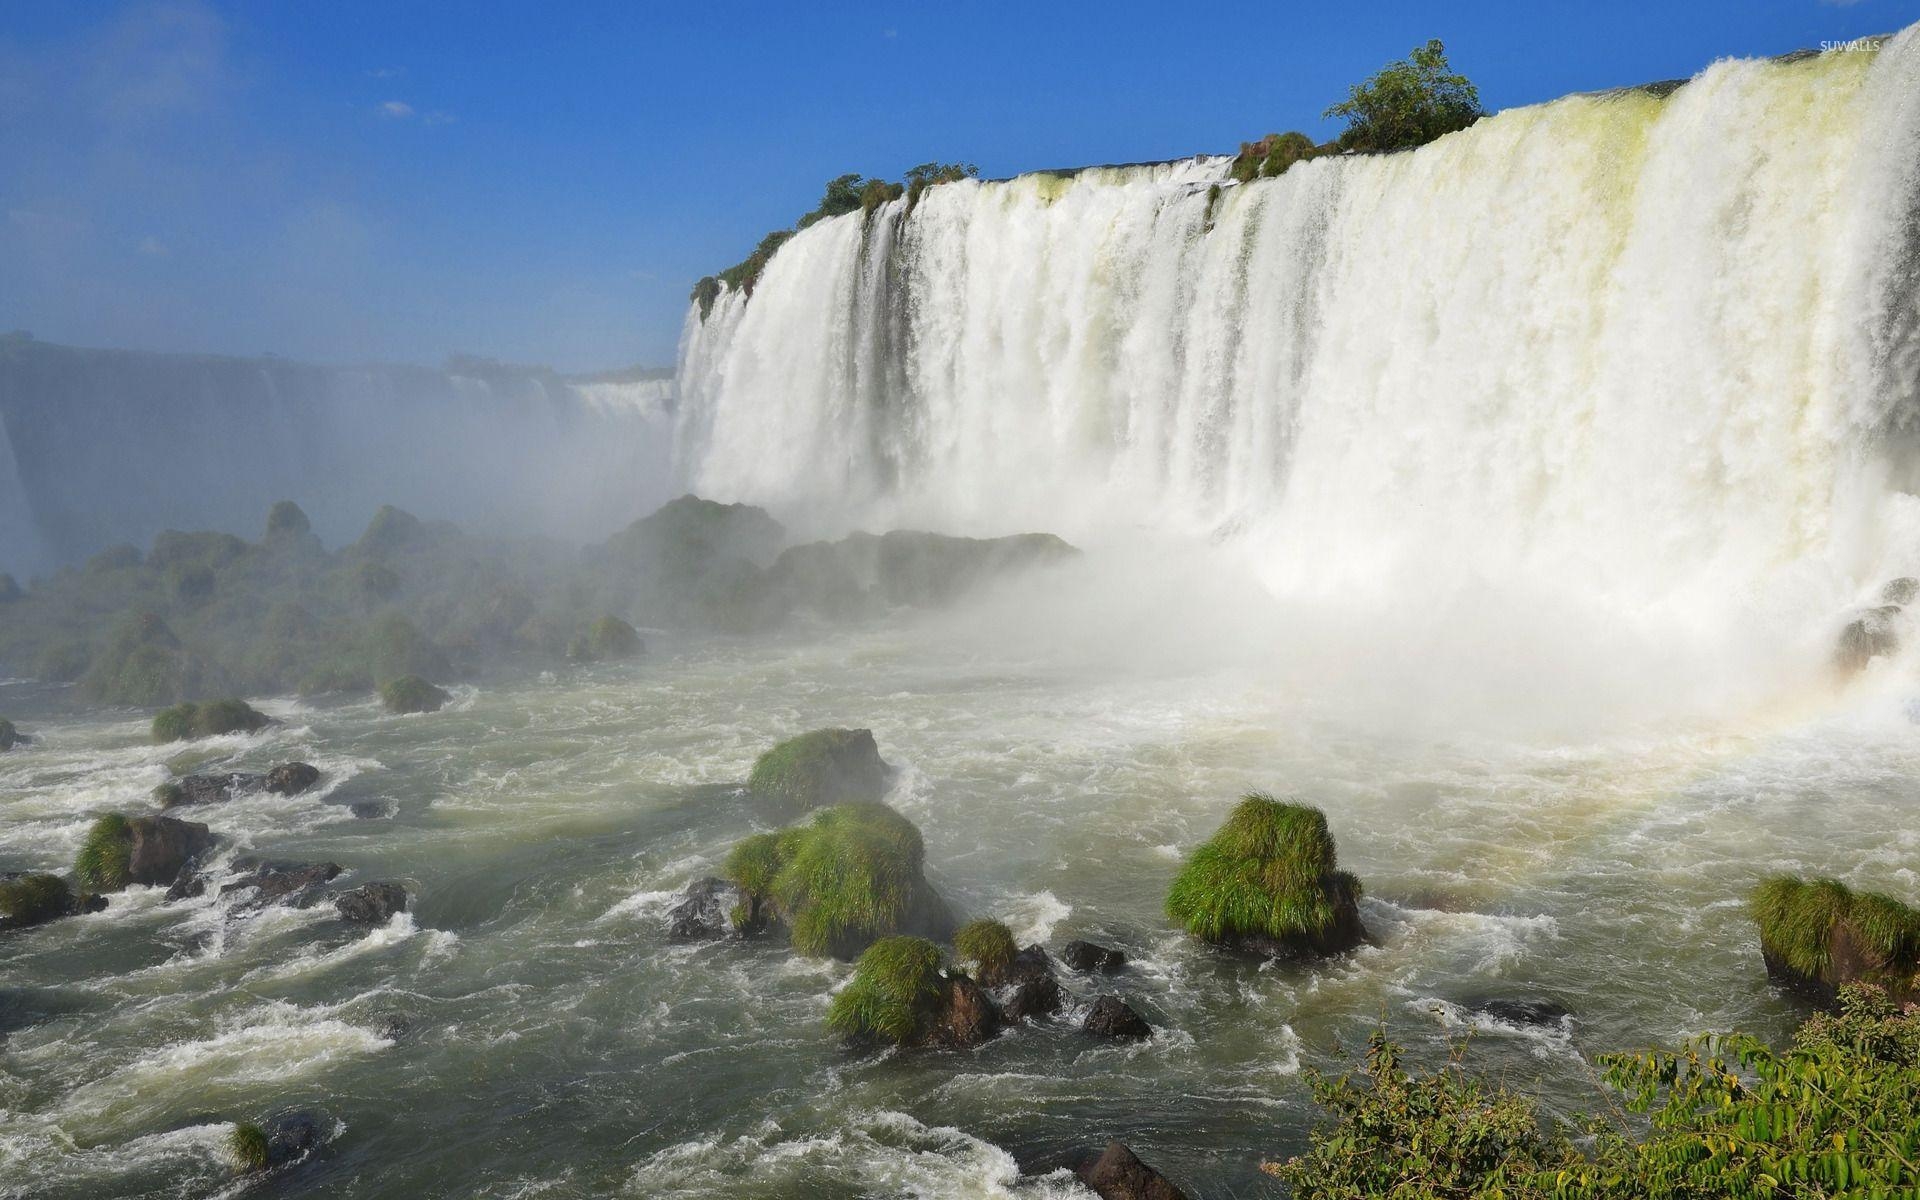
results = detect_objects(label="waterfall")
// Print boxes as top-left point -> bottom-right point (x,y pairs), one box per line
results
677,33 -> 1920,642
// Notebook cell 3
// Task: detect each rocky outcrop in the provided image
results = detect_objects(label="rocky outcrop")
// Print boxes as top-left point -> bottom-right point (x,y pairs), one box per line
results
266,762 -> 321,795
1004,973 -> 1063,1021
262,1111 -> 323,1166
1472,998 -> 1571,1029
667,876 -> 748,941
1167,795 -> 1369,961
1062,940 -> 1127,973
1082,995 -> 1153,1040
0,872 -> 105,931
747,728 -> 892,814
1077,1142 -> 1190,1200
1752,876 -> 1920,1007
0,719 -> 24,751
380,676 -> 450,715
1836,605 -> 1903,674
219,860 -> 344,911
922,975 -> 1002,1049
127,816 -> 214,886
156,772 -> 264,809
334,882 -> 408,924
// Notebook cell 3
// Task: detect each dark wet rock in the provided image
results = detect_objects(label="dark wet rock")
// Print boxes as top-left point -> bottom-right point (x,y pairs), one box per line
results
924,975 -> 1001,1049
0,872 -> 102,931
1004,973 -> 1063,1022
1082,995 -> 1153,1040
263,1111 -> 323,1166
1062,939 -> 1127,973
1002,943 -> 1054,985
1884,577 -> 1919,605
1473,998 -> 1571,1028
373,1013 -> 413,1040
380,675 -> 450,715
155,772 -> 264,809
348,800 -> 392,820
1837,605 -> 1903,673
266,762 -> 321,795
163,861 -> 207,902
1077,1141 -> 1190,1200
0,719 -> 25,752
667,876 -> 747,941
334,882 -> 408,924
219,860 -> 343,910
126,816 -> 215,886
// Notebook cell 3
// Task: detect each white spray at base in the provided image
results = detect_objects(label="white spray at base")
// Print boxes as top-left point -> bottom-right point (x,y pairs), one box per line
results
677,33 -> 1920,717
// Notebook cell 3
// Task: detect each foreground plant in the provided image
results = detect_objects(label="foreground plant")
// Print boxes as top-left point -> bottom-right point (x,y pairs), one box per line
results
1165,793 -> 1366,958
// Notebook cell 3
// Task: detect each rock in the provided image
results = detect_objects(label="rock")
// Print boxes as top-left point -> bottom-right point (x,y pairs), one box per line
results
219,860 -> 343,910
1168,796 -> 1369,961
266,762 -> 321,795
1082,995 -> 1153,1040
156,772 -> 265,809
380,675 -> 450,715
1884,577 -> 1919,605
1004,973 -> 1063,1022
0,872 -> 100,932
373,1013 -> 412,1040
348,801 -> 392,820
1836,606 -> 1903,674
1472,999 -> 1571,1028
334,882 -> 408,924
924,975 -> 1001,1049
126,816 -> 215,886
1062,939 -> 1128,973
667,876 -> 747,941
0,719 -> 23,752
1077,1141 -> 1190,1200
567,615 -> 645,662
262,1111 -> 323,1166
150,699 -> 274,743
747,728 -> 892,814
164,861 -> 208,902
1003,944 -> 1054,985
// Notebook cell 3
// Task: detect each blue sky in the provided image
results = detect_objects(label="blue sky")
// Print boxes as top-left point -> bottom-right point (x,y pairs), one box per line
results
1,0 -> 1912,371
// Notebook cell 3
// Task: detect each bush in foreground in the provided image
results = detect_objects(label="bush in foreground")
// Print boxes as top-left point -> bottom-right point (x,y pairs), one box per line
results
152,698 -> 272,743
826,935 -> 948,1046
1166,794 -> 1366,958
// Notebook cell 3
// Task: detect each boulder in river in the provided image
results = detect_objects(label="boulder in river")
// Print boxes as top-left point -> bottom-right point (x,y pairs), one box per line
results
380,675 -> 450,715
1076,1141 -> 1191,1200
0,719 -> 24,751
1752,875 -> 1920,1006
151,698 -> 274,743
666,876 -> 749,941
1004,972 -> 1064,1022
334,882 -> 409,924
1082,995 -> 1153,1040
1835,605 -> 1903,674
266,762 -> 321,795
1062,939 -> 1128,973
155,772 -> 264,809
747,727 -> 891,814
1166,794 -> 1367,960
0,872 -> 105,932
233,1110 -> 325,1171
219,860 -> 344,910
1883,577 -> 1919,605
1471,998 -> 1572,1029
827,935 -> 1003,1050
76,813 -> 215,891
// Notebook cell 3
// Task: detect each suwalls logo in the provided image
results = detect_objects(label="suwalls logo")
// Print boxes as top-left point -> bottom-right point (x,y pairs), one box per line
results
1820,36 -> 1887,52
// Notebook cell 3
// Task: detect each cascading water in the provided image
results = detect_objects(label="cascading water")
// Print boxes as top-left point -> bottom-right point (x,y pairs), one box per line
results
678,33 -> 1920,680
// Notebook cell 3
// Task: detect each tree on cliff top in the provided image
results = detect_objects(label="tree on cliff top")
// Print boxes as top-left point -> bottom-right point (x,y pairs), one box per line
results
1325,39 -> 1484,153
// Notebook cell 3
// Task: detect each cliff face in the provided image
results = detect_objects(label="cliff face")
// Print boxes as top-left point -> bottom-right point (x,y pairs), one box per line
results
0,336 -> 676,573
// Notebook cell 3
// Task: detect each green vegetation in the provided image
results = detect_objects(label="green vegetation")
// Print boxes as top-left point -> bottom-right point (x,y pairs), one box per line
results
953,918 -> 1018,984
722,803 -> 944,958
693,163 -> 979,318
1165,793 -> 1364,953
747,728 -> 889,813
380,675 -> 450,715
151,698 -> 272,743
1230,131 -> 1326,182
567,615 -> 644,662
74,813 -> 134,892
0,873 -> 74,925
1751,875 -> 1920,994
229,1121 -> 271,1172
1269,984 -> 1920,1199
1324,39 -> 1484,153
825,935 -> 948,1046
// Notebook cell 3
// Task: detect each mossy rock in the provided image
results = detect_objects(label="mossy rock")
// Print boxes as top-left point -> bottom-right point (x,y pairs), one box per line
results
152,699 -> 273,743
230,1121 -> 270,1172
748,728 -> 891,814
724,802 -> 953,959
75,812 -> 213,891
74,814 -> 134,891
1751,876 -> 1920,1005
0,872 -> 78,930
953,918 -> 1019,985
568,615 -> 644,663
380,675 -> 450,715
1166,793 -> 1367,959
827,935 -> 949,1045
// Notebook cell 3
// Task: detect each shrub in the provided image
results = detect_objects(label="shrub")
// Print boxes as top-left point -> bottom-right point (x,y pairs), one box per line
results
74,813 -> 134,891
747,728 -> 889,813
904,161 -> 978,212
1324,38 -> 1484,153
1230,131 -> 1322,183
723,803 -> 942,958
151,698 -> 271,743
0,873 -> 74,924
953,918 -> 1017,983
380,674 -> 450,715
826,935 -> 947,1045
229,1121 -> 270,1171
1165,793 -> 1365,954
1750,875 -> 1920,995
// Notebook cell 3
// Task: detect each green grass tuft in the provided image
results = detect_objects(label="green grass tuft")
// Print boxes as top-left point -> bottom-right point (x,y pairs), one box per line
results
1752,875 -> 1920,979
953,919 -> 1017,980
0,873 -> 73,923
151,698 -> 271,743
229,1121 -> 270,1171
1167,793 -> 1360,945
826,935 -> 946,1045
747,728 -> 887,813
74,813 -> 134,891
723,803 -> 933,958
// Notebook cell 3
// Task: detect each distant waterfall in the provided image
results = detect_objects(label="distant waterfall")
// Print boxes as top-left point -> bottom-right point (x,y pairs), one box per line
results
678,32 -> 1920,629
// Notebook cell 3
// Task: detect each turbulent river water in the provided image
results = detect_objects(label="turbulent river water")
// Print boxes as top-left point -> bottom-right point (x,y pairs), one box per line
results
9,27 -> 1920,1200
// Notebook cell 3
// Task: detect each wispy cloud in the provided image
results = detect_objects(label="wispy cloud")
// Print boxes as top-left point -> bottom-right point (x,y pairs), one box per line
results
136,235 -> 170,257
379,99 -> 414,119
422,110 -> 456,127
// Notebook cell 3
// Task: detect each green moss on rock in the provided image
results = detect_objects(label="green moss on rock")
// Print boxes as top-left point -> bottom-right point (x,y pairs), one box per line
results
152,699 -> 272,743
953,918 -> 1018,983
826,935 -> 948,1045
1751,875 -> 1920,1003
724,803 -> 951,958
0,873 -> 75,927
380,674 -> 450,715
1166,793 -> 1367,958
230,1121 -> 270,1172
748,728 -> 890,814
75,813 -> 134,892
